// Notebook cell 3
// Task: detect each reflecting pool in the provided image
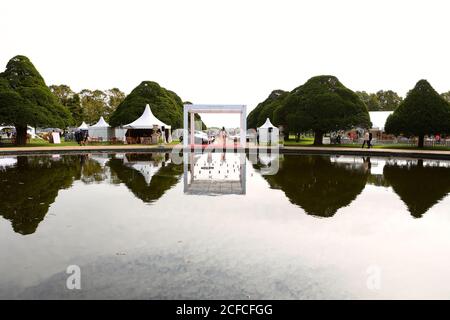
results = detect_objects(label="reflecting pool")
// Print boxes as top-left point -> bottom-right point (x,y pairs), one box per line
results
1,152 -> 450,299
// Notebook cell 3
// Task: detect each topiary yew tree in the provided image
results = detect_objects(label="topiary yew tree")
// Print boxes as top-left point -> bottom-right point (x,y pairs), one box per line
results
247,89 -> 289,129
385,80 -> 450,148
275,75 -> 371,145
0,56 -> 71,145
0,56 -> 72,145
109,81 -> 183,128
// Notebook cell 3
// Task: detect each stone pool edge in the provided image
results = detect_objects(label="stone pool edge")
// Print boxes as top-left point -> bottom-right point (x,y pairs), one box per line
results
1,145 -> 450,160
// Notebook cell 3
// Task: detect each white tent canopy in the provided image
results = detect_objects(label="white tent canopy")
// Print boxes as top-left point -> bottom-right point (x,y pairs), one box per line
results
257,118 -> 279,144
123,104 -> 171,129
78,122 -> 89,130
90,116 -> 110,128
259,118 -> 277,129
88,117 -> 112,141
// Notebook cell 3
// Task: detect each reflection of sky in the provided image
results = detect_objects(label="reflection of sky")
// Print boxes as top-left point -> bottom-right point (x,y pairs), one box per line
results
1,155 -> 450,298
0,157 -> 17,169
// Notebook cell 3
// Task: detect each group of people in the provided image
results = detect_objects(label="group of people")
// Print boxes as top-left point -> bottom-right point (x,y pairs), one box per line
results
75,130 -> 89,146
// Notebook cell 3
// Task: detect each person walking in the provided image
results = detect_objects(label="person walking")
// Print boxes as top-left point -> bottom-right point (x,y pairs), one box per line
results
361,131 -> 370,148
368,131 -> 373,149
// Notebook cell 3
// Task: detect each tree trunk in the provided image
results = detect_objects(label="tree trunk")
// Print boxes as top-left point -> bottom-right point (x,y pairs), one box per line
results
15,125 -> 28,146
313,131 -> 323,146
418,135 -> 424,148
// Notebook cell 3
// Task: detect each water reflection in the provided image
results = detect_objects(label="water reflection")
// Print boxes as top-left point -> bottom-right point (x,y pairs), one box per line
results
183,151 -> 246,195
108,153 -> 183,203
1,153 -> 450,236
0,156 -> 80,235
384,159 -> 450,218
258,155 -> 369,217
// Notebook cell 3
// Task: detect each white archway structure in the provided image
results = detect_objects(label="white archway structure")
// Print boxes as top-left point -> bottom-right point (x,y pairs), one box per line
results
183,104 -> 247,148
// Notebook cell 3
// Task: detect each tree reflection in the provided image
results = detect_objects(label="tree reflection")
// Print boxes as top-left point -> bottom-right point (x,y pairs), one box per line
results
108,153 -> 182,203
80,155 -> 109,184
383,160 -> 450,218
262,155 -> 369,217
0,156 -> 80,235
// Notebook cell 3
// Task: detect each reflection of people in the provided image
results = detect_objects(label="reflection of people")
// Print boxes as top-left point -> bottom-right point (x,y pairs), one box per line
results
363,157 -> 372,172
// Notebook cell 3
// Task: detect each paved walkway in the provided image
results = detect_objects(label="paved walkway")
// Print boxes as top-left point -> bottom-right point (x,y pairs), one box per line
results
1,144 -> 450,159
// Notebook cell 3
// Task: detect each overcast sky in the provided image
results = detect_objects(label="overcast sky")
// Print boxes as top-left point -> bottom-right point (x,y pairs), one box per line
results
2,0 -> 450,127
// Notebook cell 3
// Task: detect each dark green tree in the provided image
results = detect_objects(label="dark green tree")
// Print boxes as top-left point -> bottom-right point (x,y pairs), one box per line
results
247,90 -> 289,129
0,56 -> 72,145
109,81 -> 183,128
276,76 -> 371,145
50,84 -> 83,126
385,80 -> 450,148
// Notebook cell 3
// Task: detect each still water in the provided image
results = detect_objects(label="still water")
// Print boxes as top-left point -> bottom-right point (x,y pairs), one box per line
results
1,152 -> 450,299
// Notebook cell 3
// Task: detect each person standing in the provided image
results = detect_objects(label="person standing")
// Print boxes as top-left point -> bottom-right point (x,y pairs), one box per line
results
361,131 -> 370,148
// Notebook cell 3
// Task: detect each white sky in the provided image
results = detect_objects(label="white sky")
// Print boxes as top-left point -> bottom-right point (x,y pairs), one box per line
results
1,0 -> 450,127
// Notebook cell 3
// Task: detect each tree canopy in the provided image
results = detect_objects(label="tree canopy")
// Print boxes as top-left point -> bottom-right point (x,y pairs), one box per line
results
385,80 -> 450,147
51,85 -> 125,126
356,90 -> 402,111
275,75 -> 371,145
49,84 -> 82,126
247,90 -> 289,129
109,81 -> 183,128
0,56 -> 72,144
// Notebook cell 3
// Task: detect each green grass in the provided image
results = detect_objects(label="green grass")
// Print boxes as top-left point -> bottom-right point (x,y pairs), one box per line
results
0,138 -> 78,148
0,138 -> 181,148
282,136 -> 450,151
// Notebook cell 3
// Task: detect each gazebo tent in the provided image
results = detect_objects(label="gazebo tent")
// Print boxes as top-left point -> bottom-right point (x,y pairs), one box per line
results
78,122 -> 89,131
257,118 -> 279,144
88,116 -> 112,141
123,104 -> 172,144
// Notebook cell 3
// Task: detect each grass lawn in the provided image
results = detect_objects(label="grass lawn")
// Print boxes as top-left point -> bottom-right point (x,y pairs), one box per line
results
0,138 -> 78,148
0,138 -> 182,148
282,136 -> 450,151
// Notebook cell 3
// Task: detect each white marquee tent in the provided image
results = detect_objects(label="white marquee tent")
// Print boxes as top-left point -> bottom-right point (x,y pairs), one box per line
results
78,122 -> 89,130
257,118 -> 279,144
88,116 -> 112,141
123,104 -> 172,143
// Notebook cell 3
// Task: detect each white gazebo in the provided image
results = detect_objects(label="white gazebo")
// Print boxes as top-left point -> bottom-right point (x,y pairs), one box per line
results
88,116 -> 112,141
78,121 -> 89,130
257,118 -> 279,145
123,104 -> 172,143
